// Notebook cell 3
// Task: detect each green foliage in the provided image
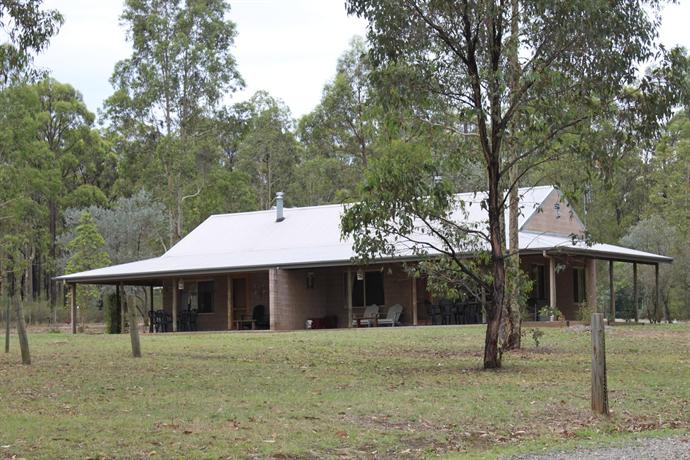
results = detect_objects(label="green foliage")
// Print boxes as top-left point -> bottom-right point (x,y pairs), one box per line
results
344,0 -> 685,367
63,190 -> 166,265
0,0 -> 63,84
620,218 -> 684,320
530,329 -> 544,348
576,302 -> 596,326
104,0 -> 244,244
235,91 -> 300,209
342,139 -> 490,299
65,212 -> 111,309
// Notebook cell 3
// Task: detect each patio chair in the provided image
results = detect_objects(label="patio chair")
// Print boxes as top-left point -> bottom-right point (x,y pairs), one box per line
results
352,304 -> 380,327
377,304 -> 403,327
440,299 -> 454,325
253,304 -> 269,330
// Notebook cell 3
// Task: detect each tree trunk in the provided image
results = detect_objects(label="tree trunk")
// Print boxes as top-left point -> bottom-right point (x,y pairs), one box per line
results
10,273 -> 30,365
484,161 -> 506,369
49,200 -> 58,314
503,0 -> 522,351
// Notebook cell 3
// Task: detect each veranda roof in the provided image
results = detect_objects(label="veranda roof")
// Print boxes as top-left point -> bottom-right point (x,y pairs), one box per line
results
56,186 -> 671,284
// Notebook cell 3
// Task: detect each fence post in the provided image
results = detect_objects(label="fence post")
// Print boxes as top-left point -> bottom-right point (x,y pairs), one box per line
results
4,285 -> 10,353
591,313 -> 609,415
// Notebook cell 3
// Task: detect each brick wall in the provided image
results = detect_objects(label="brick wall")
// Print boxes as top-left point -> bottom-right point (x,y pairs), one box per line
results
269,267 -> 347,330
268,264 -> 417,330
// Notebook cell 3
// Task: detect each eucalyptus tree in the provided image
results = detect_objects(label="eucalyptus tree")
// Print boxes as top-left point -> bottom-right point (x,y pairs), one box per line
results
299,37 -> 378,170
34,79 -> 114,310
105,0 -> 244,245
65,212 -> 111,313
235,91 -> 300,209
345,0 -> 679,368
0,84 -> 52,364
0,0 -> 62,85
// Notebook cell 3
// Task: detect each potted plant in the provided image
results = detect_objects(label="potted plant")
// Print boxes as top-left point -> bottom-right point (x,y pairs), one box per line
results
538,306 -> 563,322
538,306 -> 551,322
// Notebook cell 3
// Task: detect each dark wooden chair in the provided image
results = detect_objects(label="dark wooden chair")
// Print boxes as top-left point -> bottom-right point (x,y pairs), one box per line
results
252,304 -> 269,330
440,299 -> 454,325
426,301 -> 442,325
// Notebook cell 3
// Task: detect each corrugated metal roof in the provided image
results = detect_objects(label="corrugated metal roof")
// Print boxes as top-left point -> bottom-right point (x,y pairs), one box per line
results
56,186 -> 670,283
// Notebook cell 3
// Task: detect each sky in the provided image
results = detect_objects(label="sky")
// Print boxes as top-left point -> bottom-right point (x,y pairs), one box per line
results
33,0 -> 690,121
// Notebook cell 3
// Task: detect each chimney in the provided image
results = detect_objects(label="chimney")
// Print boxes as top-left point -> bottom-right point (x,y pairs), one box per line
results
275,192 -> 285,222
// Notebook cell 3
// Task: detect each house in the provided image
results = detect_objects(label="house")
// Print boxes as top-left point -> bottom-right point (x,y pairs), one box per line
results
56,186 -> 672,332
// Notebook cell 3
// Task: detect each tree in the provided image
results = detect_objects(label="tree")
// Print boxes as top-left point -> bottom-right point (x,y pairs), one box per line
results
0,0 -> 62,85
63,191 -> 167,266
35,79 -> 114,313
643,111 -> 690,319
620,218 -> 678,322
298,37 -> 378,171
346,0 -> 677,368
235,92 -> 300,209
65,212 -> 111,315
105,0 -> 244,245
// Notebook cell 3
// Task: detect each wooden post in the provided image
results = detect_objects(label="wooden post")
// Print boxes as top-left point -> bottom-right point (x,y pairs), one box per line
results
149,285 -> 154,333
119,283 -> 126,333
128,291 -> 142,357
171,278 -> 178,332
608,260 -> 615,325
70,283 -> 77,334
346,269 -> 353,328
4,279 -> 10,353
227,274 -> 233,330
633,263 -> 639,323
548,256 -> 557,310
585,258 -> 597,312
655,263 -> 662,323
411,277 -> 418,326
591,312 -> 609,415
480,288 -> 486,324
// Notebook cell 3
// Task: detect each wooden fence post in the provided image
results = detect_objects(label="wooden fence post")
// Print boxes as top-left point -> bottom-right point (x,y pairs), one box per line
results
591,313 -> 609,415
71,283 -> 77,334
4,279 -> 10,353
128,293 -> 142,358
608,260 -> 615,325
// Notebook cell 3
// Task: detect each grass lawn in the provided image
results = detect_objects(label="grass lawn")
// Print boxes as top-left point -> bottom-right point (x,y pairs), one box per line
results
1,324 -> 688,459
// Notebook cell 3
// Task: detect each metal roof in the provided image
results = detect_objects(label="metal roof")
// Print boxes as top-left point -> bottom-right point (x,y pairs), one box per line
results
56,186 -> 670,283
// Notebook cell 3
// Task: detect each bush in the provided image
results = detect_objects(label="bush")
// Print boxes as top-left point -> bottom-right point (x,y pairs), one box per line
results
577,302 -> 596,326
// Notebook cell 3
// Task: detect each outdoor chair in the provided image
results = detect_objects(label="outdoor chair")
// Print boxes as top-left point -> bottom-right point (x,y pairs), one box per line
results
440,299 -> 454,325
377,304 -> 403,327
188,309 -> 198,331
352,304 -> 379,327
154,310 -> 171,332
426,301 -> 442,325
253,304 -> 269,330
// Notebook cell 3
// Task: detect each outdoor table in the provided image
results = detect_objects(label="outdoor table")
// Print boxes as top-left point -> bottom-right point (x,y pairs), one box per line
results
234,319 -> 256,330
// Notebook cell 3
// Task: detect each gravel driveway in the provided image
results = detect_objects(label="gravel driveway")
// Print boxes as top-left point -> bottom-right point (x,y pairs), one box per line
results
507,436 -> 690,459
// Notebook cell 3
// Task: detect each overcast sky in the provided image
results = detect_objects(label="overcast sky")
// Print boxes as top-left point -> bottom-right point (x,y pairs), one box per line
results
33,0 -> 690,121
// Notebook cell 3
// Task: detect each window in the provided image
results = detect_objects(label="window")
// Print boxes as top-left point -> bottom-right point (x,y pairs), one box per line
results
352,271 -> 385,307
573,268 -> 585,303
197,281 -> 214,313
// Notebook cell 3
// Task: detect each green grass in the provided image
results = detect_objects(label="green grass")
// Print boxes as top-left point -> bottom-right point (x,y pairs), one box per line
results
1,324 -> 688,459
